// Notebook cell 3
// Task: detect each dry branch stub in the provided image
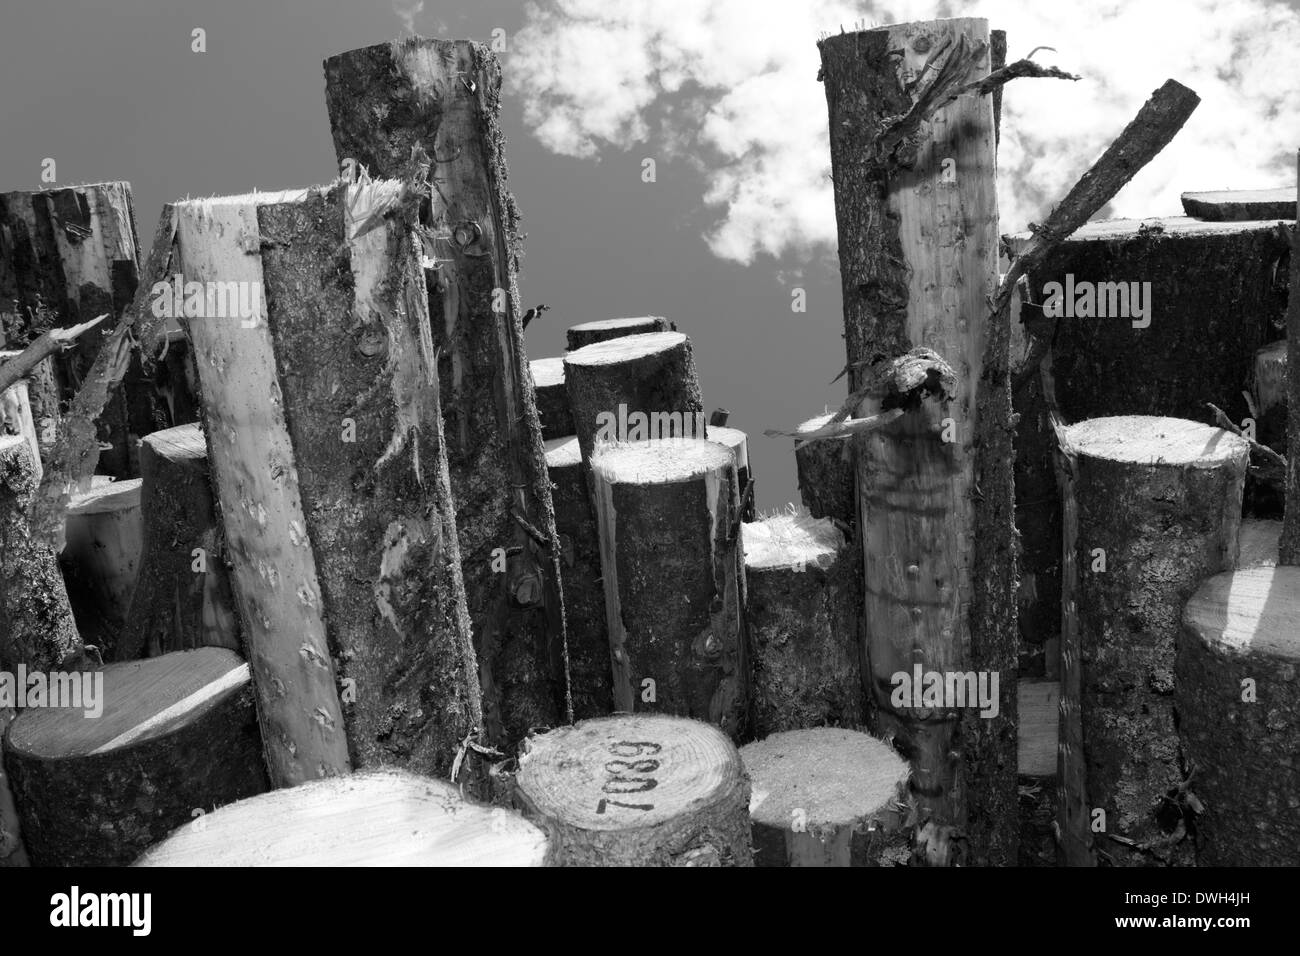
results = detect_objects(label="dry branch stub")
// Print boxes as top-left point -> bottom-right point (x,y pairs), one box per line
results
135,767 -> 550,866
545,435 -> 611,719
60,478 -> 142,659
173,182 -> 481,789
793,412 -> 856,528
564,331 -> 704,464
1176,565 -> 1300,865
118,423 -> 239,660
566,316 -> 670,352
2,647 -> 269,865
530,357 -> 573,441
742,512 -> 863,735
514,714 -> 752,866
1180,188 -> 1297,222
591,440 -> 748,737
741,727 -> 908,866
0,435 -> 79,670
325,37 -> 567,746
1063,415 -> 1248,866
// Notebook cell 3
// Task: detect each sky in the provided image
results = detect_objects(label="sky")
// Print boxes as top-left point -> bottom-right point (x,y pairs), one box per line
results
1,0 -> 1296,510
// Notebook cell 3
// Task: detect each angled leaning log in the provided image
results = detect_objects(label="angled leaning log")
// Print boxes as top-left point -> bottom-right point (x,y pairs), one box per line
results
566,316 -> 669,351
3,647 -> 269,866
325,37 -> 569,744
172,179 -> 482,789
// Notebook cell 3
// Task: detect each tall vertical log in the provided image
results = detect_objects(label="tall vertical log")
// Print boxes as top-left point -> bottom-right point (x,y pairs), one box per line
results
173,180 -> 482,789
324,39 -> 568,743
1282,153 -> 1300,566
819,18 -> 1015,864
60,478 -> 143,658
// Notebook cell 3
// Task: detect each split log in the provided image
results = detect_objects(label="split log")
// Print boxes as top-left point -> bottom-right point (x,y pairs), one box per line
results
819,17 -> 1016,865
707,424 -> 753,521
135,768 -> 550,866
1181,188 -> 1296,222
325,38 -> 569,743
118,423 -> 239,660
545,436 -> 611,719
60,478 -> 142,658
1253,340 -> 1287,450
173,181 -> 482,788
2,647 -> 269,866
0,349 -> 58,464
514,714 -> 752,866
793,412 -> 856,528
566,316 -> 669,351
531,357 -> 573,441
565,331 -> 704,464
1063,415 -> 1248,865
1177,565 -> 1300,865
591,439 -> 748,737
741,727 -> 908,866
1238,518 -> 1281,568
742,511 -> 863,735
0,708 -> 28,867
0,435 -> 79,670
0,371 -> 40,481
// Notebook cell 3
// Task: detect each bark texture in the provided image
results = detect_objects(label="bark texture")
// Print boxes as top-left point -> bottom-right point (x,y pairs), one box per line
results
566,316 -> 669,351
794,415 -> 856,528
531,357 -> 573,441
1283,169 -> 1300,565
1181,188 -> 1296,221
59,478 -> 143,659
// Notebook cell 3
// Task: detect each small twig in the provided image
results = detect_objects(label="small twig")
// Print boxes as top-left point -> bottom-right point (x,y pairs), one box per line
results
511,506 -> 551,550
1206,402 -> 1287,468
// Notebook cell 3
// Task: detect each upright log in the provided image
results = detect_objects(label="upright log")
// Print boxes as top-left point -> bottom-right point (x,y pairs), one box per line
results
819,18 -> 1015,865
1181,187 -> 1296,221
1282,154 -> 1300,566
591,439 -> 748,737
566,316 -> 669,351
119,423 -> 240,660
173,181 -> 482,788
1064,415 -> 1248,865
325,38 -> 568,744
60,478 -> 143,658
707,424 -> 753,521
531,357 -> 573,441
793,414 -> 856,528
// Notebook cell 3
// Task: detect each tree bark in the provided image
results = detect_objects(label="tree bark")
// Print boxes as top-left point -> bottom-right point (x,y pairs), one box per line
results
708,424 -> 754,521
793,414 -> 856,528
1181,188 -> 1296,221
531,357 -> 573,441
0,708 -> 29,867
174,181 -> 482,790
60,478 -> 143,659
1177,565 -> 1300,865
1282,157 -> 1300,566
0,350 -> 59,466
741,727 -> 909,866
3,647 -> 269,866
514,714 -> 752,866
325,38 -> 569,745
566,316 -> 669,351
1064,415 -> 1248,865
0,372 -> 41,481
118,423 -> 240,660
591,440 -> 748,737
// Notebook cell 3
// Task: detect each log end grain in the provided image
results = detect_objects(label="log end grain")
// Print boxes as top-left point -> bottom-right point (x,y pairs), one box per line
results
1061,415 -> 1251,468
566,316 -> 669,351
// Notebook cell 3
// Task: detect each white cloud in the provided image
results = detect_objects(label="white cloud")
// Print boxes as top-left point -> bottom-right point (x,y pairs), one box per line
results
510,0 -> 1300,264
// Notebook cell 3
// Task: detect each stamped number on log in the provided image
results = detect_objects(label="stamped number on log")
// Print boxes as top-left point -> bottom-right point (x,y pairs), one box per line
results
595,741 -> 661,814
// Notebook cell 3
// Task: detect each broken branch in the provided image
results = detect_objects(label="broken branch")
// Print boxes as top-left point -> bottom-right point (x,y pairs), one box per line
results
0,314 -> 109,395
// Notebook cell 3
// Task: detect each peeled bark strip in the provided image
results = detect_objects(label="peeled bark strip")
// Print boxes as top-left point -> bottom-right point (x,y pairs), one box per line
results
0,436 -> 79,670
515,714 -> 752,866
326,39 -> 567,744
60,478 -> 143,658
0,708 -> 29,867
545,436 -> 611,719
591,440 -> 748,737
793,413 -> 856,528
118,424 -> 239,660
136,768 -> 551,866
742,512 -> 863,735
1181,188 -> 1296,221
707,424 -> 753,521
741,727 -> 908,866
820,18 -> 1016,865
1064,415 -> 1248,866
1177,566 -> 1300,865
3,647 -> 269,866
565,332 -> 704,464
174,182 -> 481,788
566,316 -> 669,352
531,357 -> 574,441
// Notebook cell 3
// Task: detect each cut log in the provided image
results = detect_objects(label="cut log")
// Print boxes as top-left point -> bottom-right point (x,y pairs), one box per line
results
0,349 -> 58,465
0,708 -> 29,867
2,647 -> 269,866
152,330 -> 201,429
565,331 -> 704,464
514,714 -> 752,866
820,18 -> 1017,865
1238,518 -> 1281,568
173,181 -> 481,788
740,727 -> 908,866
1253,339 -> 1287,451
706,424 -> 753,521
0,182 -> 148,479
1177,566 -> 1300,865
545,436 -> 611,719
742,511 -> 863,735
531,357 -> 573,441
1181,188 -> 1296,222
325,38 -> 569,743
1286,156 -> 1300,566
1017,678 -> 1058,778
793,412 -> 856,528
135,768 -> 550,866
0,435 -> 79,670
60,478 -> 143,658
1062,415 -> 1248,865
591,439 -> 748,737
566,316 -> 669,351
118,423 -> 239,660
0,372 -> 41,482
